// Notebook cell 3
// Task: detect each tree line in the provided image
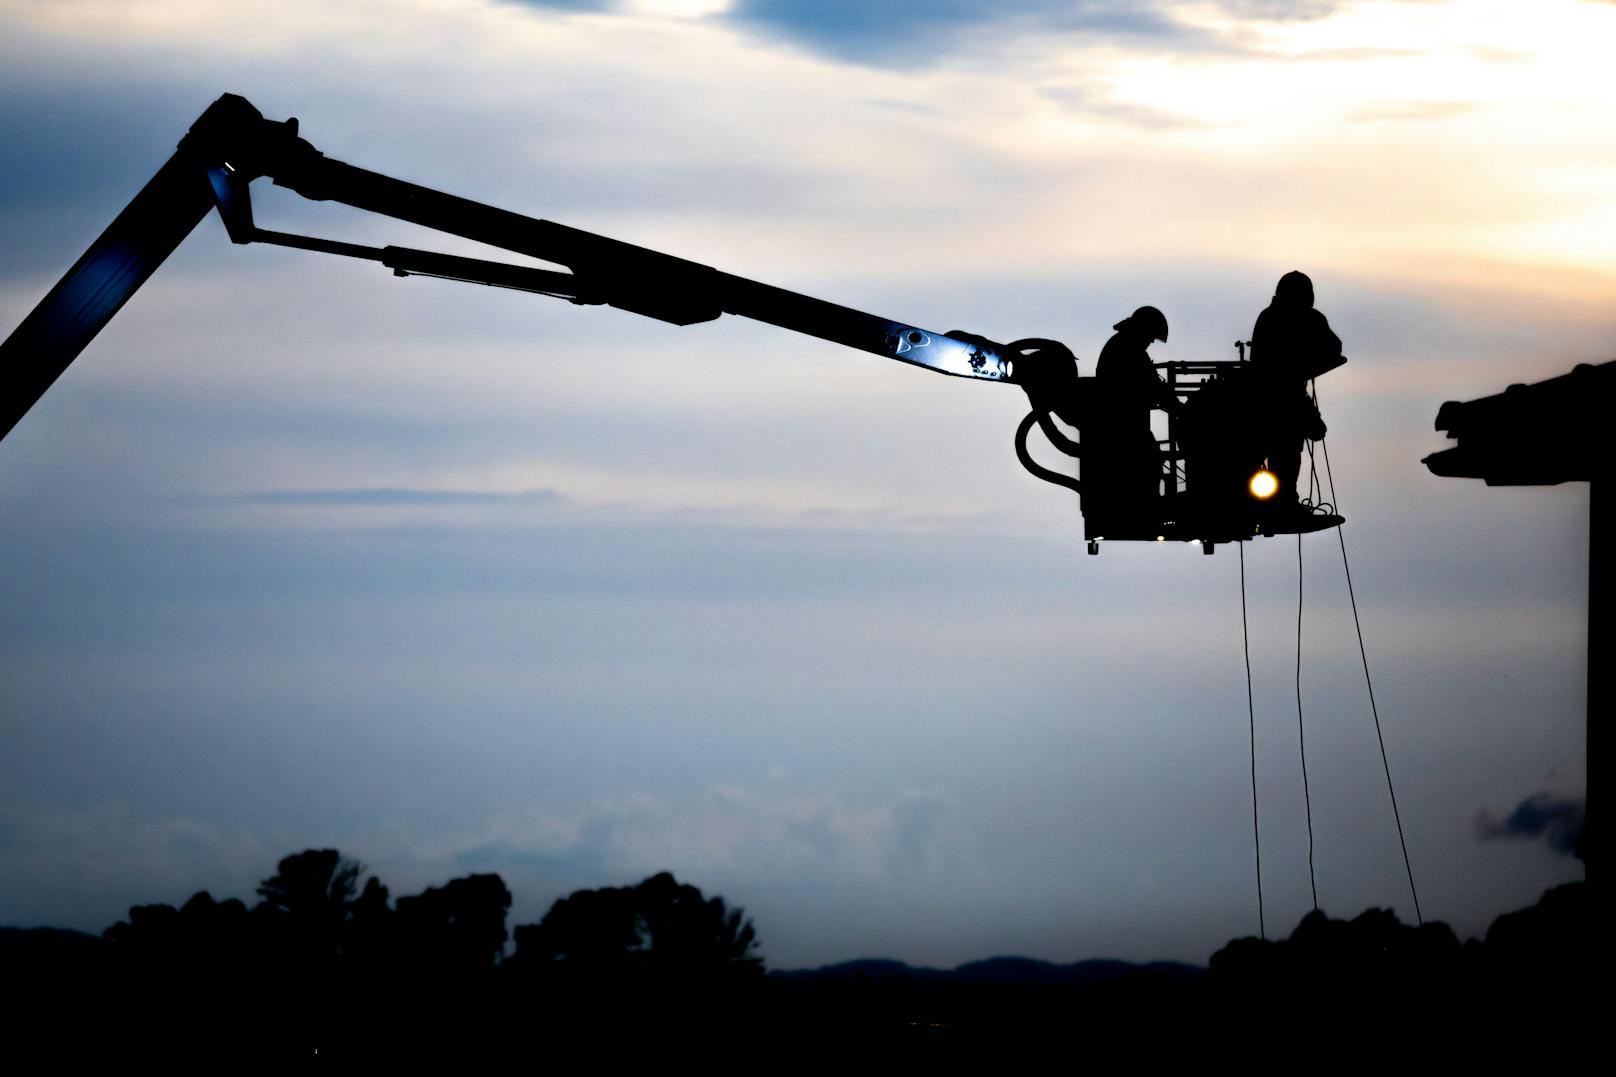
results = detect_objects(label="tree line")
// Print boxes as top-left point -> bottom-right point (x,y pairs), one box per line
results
104,848 -> 761,984
0,851 -> 1591,1060
6,851 -> 764,1060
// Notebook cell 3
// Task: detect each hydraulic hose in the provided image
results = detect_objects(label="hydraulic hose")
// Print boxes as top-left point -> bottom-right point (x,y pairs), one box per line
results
1015,410 -> 1082,494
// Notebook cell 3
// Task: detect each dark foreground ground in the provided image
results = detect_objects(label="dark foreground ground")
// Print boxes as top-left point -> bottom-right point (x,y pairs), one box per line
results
0,881 -> 1591,1061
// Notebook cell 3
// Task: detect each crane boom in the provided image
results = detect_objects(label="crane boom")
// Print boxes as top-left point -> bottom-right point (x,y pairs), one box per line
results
0,94 -> 1010,442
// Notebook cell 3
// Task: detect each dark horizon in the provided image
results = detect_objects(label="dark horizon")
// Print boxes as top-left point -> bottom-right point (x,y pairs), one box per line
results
3,833 -> 1586,970
2,850 -> 1591,1055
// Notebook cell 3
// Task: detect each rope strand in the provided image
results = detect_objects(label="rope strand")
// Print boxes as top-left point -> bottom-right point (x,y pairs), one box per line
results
1319,435 -> 1424,924
1240,542 -> 1266,938
1296,530 -> 1319,911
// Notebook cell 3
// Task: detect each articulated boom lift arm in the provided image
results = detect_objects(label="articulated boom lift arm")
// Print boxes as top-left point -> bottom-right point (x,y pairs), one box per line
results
0,93 -> 1020,444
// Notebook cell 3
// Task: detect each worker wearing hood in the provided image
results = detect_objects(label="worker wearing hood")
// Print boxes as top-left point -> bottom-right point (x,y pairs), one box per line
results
1250,272 -> 1337,506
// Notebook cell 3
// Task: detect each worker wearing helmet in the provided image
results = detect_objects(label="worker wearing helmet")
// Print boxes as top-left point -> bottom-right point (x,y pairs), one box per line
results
1089,305 -> 1178,517
1249,272 -> 1337,507
1097,305 -> 1177,420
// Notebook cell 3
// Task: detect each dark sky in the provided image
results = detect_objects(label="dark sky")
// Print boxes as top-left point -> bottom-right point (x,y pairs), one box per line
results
0,0 -> 1604,968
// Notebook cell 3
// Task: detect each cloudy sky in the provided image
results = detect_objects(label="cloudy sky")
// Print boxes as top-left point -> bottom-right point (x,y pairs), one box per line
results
0,0 -> 1606,967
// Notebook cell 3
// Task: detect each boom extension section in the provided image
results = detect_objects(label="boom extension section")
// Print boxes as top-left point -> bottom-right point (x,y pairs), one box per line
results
207,98 -> 1015,384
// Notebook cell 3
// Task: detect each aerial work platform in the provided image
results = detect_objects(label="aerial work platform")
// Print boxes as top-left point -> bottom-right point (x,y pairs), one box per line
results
1,93 -> 1344,550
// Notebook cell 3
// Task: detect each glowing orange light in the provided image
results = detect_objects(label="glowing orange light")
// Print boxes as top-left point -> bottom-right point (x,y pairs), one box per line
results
1249,469 -> 1280,500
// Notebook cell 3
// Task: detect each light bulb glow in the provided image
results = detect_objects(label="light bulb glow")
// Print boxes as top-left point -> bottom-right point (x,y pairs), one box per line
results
1249,469 -> 1280,500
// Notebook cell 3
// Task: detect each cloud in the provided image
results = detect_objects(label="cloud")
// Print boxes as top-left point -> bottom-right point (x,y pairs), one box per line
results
0,783 -> 955,942
453,784 -> 956,890
1349,101 -> 1476,123
1475,793 -> 1586,857
501,0 -> 1394,67
506,0 -> 616,9
0,802 -> 277,930
1216,0 -> 1341,19
1039,83 -> 1204,130
221,487 -> 563,507
502,0 -> 1213,64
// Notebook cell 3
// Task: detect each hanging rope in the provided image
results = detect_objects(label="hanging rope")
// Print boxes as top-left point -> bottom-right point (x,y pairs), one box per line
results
1318,432 -> 1424,924
1296,529 -> 1319,911
1239,543 -> 1266,938
1230,386 -> 1420,927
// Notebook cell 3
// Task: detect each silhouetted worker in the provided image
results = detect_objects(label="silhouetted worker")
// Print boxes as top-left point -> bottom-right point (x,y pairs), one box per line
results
1249,271 -> 1337,507
1091,305 -> 1177,515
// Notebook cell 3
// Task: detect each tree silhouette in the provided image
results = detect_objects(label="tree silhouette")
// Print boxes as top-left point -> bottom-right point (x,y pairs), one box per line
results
255,848 -> 362,918
251,848 -> 383,962
102,890 -> 252,966
514,871 -> 762,984
343,874 -> 393,970
634,871 -> 762,976
395,873 -> 512,975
